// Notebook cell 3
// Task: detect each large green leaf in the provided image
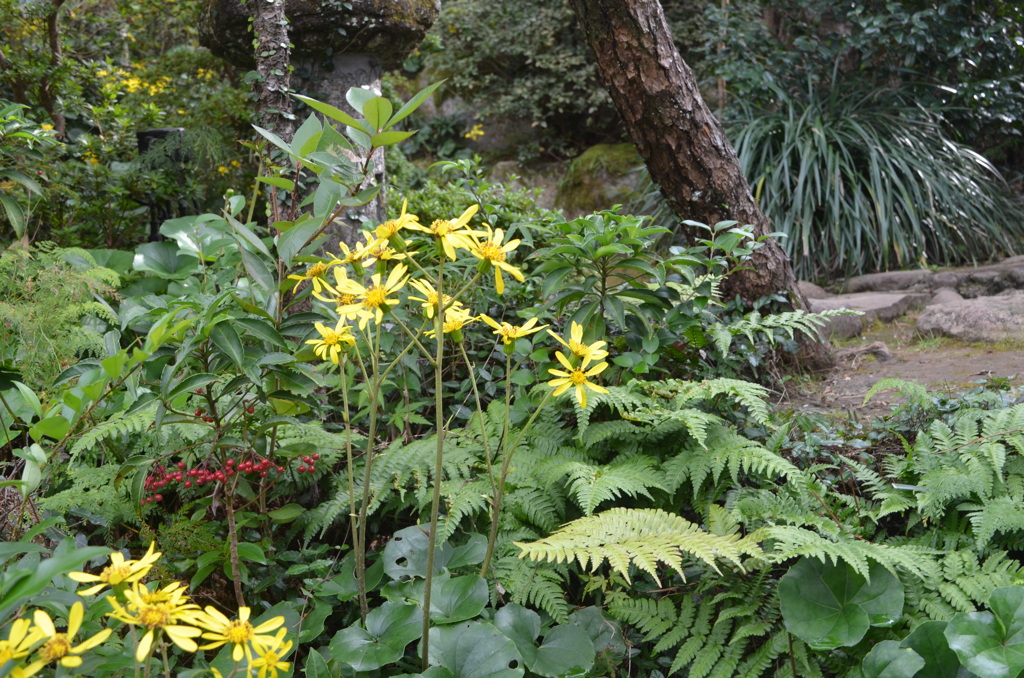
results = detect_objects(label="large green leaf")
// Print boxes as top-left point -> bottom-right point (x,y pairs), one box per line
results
427,621 -> 524,678
493,604 -> 595,677
133,241 -> 199,279
860,640 -> 925,678
330,601 -> 422,671
778,557 -> 904,650
901,621 -> 968,678
946,586 -> 1024,678
429,575 -> 488,624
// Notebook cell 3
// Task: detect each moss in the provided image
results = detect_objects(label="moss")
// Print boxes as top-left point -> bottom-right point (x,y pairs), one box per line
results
555,143 -> 642,214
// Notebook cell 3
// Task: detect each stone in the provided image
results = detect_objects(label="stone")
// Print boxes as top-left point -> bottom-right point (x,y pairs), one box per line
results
929,287 -> 963,305
554,143 -> 643,219
797,280 -> 829,300
808,292 -> 931,339
842,269 -> 933,293
916,291 -> 1024,343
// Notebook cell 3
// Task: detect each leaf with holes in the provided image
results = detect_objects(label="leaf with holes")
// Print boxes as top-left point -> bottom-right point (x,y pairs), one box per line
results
427,621 -> 524,678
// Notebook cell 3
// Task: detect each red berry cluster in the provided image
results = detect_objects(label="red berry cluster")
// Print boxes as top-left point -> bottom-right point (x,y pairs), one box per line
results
141,457 -> 285,505
297,453 -> 320,474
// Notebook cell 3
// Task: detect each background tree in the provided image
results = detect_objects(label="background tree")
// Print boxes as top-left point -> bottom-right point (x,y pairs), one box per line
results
566,0 -> 802,303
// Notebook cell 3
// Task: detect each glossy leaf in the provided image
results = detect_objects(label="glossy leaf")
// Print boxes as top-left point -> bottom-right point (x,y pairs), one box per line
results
946,586 -> 1024,678
900,621 -> 967,678
779,557 -> 904,650
427,621 -> 524,678
860,641 -> 925,678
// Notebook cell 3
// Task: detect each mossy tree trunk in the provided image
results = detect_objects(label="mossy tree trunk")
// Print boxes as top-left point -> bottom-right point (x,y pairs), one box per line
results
251,0 -> 295,142
567,0 -> 834,369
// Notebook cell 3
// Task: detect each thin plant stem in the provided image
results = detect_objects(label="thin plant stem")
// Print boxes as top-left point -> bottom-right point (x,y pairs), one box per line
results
339,355 -> 359,560
481,388 -> 554,577
355,330 -> 380,621
421,255 -> 445,670
458,343 -> 495,501
159,639 -> 172,678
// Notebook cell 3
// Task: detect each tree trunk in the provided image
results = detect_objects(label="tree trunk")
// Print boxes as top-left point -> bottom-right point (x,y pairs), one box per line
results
251,0 -> 295,142
567,0 -> 834,369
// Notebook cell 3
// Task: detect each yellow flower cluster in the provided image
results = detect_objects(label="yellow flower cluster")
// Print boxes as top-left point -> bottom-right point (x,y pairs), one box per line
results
95,67 -> 172,97
0,543 -> 294,677
290,199 -> 609,407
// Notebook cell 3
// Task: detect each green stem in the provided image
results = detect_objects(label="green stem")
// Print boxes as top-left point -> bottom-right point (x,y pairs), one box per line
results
159,638 -> 172,678
421,257 -> 446,671
480,389 -> 554,577
355,335 -> 379,622
458,343 -> 495,501
340,355 -> 359,559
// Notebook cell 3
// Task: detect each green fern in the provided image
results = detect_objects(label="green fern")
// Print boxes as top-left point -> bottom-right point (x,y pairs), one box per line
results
759,524 -> 938,580
553,456 -> 665,515
863,377 -> 933,408
491,553 -> 571,623
662,424 -> 799,498
70,403 -> 159,459
515,507 -> 762,585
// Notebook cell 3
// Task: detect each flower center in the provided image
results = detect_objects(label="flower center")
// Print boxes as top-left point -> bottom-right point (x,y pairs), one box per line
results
225,620 -> 254,645
364,286 -> 389,309
376,221 -> 400,238
570,369 -> 588,386
306,262 -> 328,277
39,635 -> 71,662
479,243 -> 506,262
431,220 -> 453,236
138,604 -> 172,629
321,330 -> 340,346
338,293 -> 356,306
569,340 -> 588,357
101,563 -> 133,585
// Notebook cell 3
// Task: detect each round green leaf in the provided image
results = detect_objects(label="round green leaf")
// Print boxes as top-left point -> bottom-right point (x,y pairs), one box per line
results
330,626 -> 405,671
495,604 -> 542,662
860,640 -> 925,678
778,557 -> 904,650
946,587 -> 1024,678
901,621 -> 967,678
530,625 -> 595,677
429,575 -> 489,624
427,621 -> 524,678
366,601 -> 423,649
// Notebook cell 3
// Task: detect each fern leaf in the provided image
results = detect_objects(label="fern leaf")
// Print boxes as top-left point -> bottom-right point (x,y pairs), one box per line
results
71,403 -> 158,458
515,508 -> 762,585
561,456 -> 664,515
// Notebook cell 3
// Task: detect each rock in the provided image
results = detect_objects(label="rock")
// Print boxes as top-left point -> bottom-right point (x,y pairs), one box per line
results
554,143 -> 643,219
842,269 -> 933,293
916,291 -> 1024,343
808,292 -> 931,339
798,281 -> 829,300
929,287 -> 963,305
488,161 -> 566,212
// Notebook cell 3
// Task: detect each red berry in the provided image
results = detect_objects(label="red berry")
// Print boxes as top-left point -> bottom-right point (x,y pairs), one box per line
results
276,466 -> 284,473
260,470 -> 267,477
154,494 -> 163,501
184,481 -> 192,488
226,458 -> 235,466
308,465 -> 315,473
312,453 -> 320,461
247,405 -> 255,414
195,409 -> 203,416
177,461 -> 186,469
298,465 -> 306,473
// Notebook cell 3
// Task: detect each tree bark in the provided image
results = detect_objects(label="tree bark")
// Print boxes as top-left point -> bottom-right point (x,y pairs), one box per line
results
567,0 -> 834,369
251,0 -> 295,142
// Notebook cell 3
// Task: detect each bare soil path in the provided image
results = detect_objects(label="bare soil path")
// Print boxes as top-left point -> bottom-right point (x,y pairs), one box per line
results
780,314 -> 1024,418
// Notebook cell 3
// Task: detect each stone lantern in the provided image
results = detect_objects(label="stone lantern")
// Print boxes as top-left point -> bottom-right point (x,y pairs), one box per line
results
199,0 -> 440,248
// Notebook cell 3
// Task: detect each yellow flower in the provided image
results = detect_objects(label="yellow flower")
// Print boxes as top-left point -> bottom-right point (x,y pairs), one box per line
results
69,541 -> 161,596
96,70 -> 109,77
480,315 -> 548,345
426,306 -> 478,339
464,124 -> 485,141
306,319 -> 355,364
106,581 -> 204,661
249,628 -> 293,678
32,602 -> 112,668
405,204 -> 482,260
286,259 -> 337,293
471,225 -> 524,294
0,618 -> 43,666
547,351 -> 609,408
407,278 -> 463,319
198,606 -> 284,663
374,199 -> 419,240
39,124 -> 53,131
547,322 -> 609,363
217,166 -> 229,175
334,263 -> 409,330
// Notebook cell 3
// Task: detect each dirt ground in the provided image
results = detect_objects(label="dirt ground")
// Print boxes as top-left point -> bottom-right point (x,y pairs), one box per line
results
777,315 -> 1024,418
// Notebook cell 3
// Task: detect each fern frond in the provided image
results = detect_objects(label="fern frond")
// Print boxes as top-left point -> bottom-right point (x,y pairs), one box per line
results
760,525 -> 938,580
491,554 -> 570,623
515,508 -> 763,585
71,403 -> 159,459
558,456 -> 665,515
863,377 -> 932,408
663,425 -> 799,498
